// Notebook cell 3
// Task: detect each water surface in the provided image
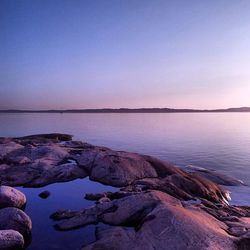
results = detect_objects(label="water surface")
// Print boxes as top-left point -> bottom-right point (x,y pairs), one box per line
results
18,179 -> 117,250
1,113 -> 249,183
1,113 -> 250,248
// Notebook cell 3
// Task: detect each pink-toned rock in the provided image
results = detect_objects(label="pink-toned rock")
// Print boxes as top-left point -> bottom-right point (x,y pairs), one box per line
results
0,229 -> 24,250
75,191 -> 237,250
0,207 -> 32,239
0,134 -> 250,250
0,186 -> 26,209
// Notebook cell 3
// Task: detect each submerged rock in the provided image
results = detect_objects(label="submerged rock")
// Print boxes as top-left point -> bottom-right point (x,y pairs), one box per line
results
0,186 -> 26,209
83,226 -> 136,250
57,190 -> 238,250
0,229 -> 24,250
0,134 -> 230,205
59,190 -> 250,250
0,133 -> 250,249
50,209 -> 79,221
182,165 -> 245,186
84,192 -> 107,201
38,190 -> 50,199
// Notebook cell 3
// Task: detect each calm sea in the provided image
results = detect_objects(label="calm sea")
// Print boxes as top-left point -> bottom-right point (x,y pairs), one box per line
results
0,113 -> 250,249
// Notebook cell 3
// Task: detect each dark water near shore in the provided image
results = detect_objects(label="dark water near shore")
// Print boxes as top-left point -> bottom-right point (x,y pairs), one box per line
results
1,113 -> 250,249
18,179 -> 116,250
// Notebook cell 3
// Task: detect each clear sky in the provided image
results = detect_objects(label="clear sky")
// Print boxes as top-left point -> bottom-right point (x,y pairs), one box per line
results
1,0 -> 250,109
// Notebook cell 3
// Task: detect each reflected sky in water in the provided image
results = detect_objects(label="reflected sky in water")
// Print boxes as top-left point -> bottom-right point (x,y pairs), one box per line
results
18,178 -> 117,250
1,113 -> 250,248
1,112 -> 250,183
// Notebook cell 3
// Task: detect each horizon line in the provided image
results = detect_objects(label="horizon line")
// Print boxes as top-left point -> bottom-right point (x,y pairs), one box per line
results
1,107 -> 250,113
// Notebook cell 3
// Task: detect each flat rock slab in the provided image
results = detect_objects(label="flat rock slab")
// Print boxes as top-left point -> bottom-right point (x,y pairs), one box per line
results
0,134 -> 249,250
54,190 -> 250,250
55,190 -> 246,250
0,134 -> 230,204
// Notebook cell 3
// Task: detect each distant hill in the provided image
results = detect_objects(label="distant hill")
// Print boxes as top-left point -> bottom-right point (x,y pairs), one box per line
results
0,107 -> 250,113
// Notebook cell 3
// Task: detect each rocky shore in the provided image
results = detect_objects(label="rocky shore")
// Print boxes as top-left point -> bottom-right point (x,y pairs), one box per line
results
0,133 -> 249,249
0,186 -> 31,249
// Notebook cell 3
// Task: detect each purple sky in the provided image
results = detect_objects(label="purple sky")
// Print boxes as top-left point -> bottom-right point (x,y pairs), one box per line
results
1,0 -> 250,109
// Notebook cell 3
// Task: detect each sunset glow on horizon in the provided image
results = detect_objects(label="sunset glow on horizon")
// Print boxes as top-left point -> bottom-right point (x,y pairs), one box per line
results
1,0 -> 250,110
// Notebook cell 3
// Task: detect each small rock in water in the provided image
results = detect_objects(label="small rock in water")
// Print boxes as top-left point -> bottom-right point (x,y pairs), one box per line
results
50,209 -> 78,221
0,134 -> 250,250
96,197 -> 111,204
85,193 -> 105,201
38,190 -> 51,199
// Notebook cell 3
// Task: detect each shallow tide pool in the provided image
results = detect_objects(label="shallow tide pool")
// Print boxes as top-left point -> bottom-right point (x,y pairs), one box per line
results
17,178 -> 117,250
1,112 -> 250,248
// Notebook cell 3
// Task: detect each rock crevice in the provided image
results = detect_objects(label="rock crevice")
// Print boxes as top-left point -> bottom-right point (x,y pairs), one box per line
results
0,133 -> 249,250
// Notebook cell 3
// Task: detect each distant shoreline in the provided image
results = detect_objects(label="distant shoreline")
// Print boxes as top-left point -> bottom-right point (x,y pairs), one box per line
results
0,107 -> 250,113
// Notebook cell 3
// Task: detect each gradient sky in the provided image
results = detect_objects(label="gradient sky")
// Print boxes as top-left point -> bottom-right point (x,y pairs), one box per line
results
1,0 -> 250,109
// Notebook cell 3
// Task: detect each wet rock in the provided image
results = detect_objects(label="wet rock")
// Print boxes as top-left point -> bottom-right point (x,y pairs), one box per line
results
0,134 -> 230,203
1,134 -> 250,250
78,191 -> 237,250
0,141 -> 24,158
84,193 -> 106,201
0,141 -> 88,187
0,229 -> 24,250
55,189 -> 250,249
88,151 -> 184,187
16,133 -> 73,142
50,209 -> 79,221
182,165 -> 245,186
0,207 -> 32,239
228,226 -> 247,237
133,174 -> 229,204
97,197 -> 111,204
78,149 -> 158,186
236,232 -> 250,250
38,190 -> 50,199
55,209 -> 98,231
0,186 -> 26,209
82,226 -> 136,250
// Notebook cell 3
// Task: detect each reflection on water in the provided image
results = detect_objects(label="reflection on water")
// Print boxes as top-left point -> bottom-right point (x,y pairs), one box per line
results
18,178 -> 117,250
1,112 -> 250,183
1,112 -> 250,248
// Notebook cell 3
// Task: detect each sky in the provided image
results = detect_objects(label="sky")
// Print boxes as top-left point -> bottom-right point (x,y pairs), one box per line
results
1,0 -> 250,110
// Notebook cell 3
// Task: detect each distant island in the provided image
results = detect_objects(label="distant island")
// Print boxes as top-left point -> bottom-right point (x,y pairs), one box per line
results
0,107 -> 250,113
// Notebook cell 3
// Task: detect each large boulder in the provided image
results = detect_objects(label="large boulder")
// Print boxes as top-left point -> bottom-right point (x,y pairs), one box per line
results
82,226 -> 136,250
76,191 -> 237,250
0,134 -> 249,249
0,186 -> 26,209
52,190 -> 250,250
0,230 -> 24,250
0,141 -> 87,187
0,207 -> 32,239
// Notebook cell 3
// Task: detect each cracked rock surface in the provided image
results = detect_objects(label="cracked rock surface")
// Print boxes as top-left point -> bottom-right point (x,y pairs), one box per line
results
0,133 -> 249,249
